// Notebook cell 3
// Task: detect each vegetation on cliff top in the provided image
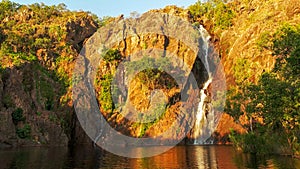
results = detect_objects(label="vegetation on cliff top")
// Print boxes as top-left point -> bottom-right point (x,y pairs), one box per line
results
188,0 -> 235,31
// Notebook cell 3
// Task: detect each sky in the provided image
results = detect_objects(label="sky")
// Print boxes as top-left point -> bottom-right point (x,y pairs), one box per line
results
13,0 -> 199,18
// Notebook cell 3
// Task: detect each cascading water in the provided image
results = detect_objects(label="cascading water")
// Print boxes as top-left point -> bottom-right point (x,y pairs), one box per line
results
192,25 -> 215,144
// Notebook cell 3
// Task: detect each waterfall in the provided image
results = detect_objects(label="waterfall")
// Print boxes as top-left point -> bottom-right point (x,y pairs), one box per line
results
192,25 -> 214,144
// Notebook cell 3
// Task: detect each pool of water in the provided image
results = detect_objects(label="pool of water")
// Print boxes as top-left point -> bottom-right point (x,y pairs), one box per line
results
0,145 -> 299,169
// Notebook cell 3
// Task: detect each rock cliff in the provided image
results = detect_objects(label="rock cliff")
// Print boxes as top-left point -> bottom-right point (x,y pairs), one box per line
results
1,0 -> 298,147
0,2 -> 98,147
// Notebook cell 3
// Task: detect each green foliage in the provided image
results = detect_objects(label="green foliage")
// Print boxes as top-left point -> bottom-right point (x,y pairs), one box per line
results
4,52 -> 37,66
3,94 -> 14,108
49,114 -> 58,122
146,102 -> 166,123
125,56 -> 173,76
97,16 -> 113,27
56,3 -> 67,12
232,58 -> 253,85
273,24 -> 300,58
229,129 -> 273,155
11,108 -> 25,124
188,1 -> 213,19
27,3 -> 68,22
257,31 -> 272,51
0,0 -> 20,21
34,38 -> 51,49
36,111 -> 42,116
86,11 -> 103,27
54,55 -> 74,89
0,1 -> 100,144
48,25 -> 65,41
0,64 -> 3,74
96,73 -> 114,112
188,0 -> 235,30
102,48 -> 122,62
134,103 -> 167,138
272,24 -> 300,77
226,23 -> 300,155
0,1 -> 98,71
125,56 -> 179,90
39,77 -> 54,110
141,42 -> 148,49
0,27 -> 5,43
213,0 -> 235,29
32,64 -> 57,110
16,124 -> 31,139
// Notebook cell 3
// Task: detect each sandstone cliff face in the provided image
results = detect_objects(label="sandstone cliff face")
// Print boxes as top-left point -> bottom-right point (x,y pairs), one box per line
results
2,1 -> 297,147
76,12 -> 211,145
68,7 -> 225,144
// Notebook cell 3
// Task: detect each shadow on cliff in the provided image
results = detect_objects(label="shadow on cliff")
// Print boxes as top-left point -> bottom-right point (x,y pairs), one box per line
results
0,61 -> 90,148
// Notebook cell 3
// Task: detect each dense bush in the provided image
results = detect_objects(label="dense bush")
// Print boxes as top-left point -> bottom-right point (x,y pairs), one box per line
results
0,0 -> 20,21
125,56 -> 179,89
229,130 -> 271,154
94,49 -> 124,113
11,107 -> 25,124
16,124 -> 31,139
125,56 -> 173,76
98,74 -> 114,112
102,48 -> 122,62
188,0 -> 235,30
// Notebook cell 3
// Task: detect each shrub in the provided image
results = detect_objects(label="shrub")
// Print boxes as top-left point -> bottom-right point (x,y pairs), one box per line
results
0,0 -> 20,21
257,31 -> 272,51
16,124 -> 31,139
33,38 -> 51,49
99,74 -> 114,112
11,108 -> 24,124
102,49 -> 122,62
39,77 -> 54,110
36,111 -> 42,116
48,25 -> 65,41
213,1 -> 235,29
188,0 -> 235,30
229,129 -> 271,154
125,56 -> 173,77
232,58 -> 252,85
3,94 -> 14,108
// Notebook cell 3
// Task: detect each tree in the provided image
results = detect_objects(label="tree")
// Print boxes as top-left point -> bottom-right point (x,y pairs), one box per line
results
57,3 -> 67,12
0,0 -> 20,21
226,24 -> 300,155
188,0 -> 235,30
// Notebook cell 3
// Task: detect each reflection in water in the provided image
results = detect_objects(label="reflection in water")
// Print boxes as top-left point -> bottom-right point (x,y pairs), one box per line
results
0,145 -> 299,169
0,147 -> 69,169
232,152 -> 300,169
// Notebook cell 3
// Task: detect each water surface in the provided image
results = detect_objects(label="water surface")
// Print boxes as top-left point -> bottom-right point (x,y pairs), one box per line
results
0,145 -> 299,169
